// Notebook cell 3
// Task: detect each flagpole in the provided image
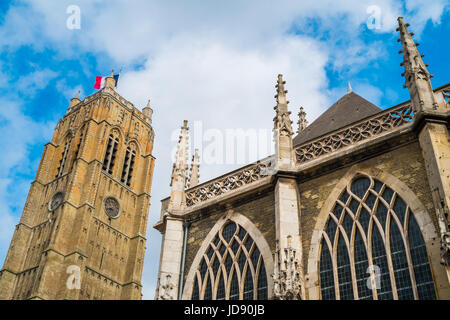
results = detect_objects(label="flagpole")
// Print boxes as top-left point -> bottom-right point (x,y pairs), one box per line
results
116,68 -> 122,89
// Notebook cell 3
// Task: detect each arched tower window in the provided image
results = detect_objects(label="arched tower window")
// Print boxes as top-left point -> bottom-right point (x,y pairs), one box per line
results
319,175 -> 436,300
191,221 -> 268,300
102,131 -> 119,175
56,139 -> 71,178
121,143 -> 136,187
73,130 -> 84,161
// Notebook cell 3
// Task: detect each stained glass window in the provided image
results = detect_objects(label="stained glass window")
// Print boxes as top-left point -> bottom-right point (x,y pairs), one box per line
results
192,221 -> 268,300
319,175 -> 436,300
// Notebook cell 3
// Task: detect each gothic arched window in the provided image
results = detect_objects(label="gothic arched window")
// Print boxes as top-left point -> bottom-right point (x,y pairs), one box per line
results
102,132 -> 119,174
56,139 -> 71,178
120,143 -> 137,187
191,221 -> 268,300
319,175 -> 436,300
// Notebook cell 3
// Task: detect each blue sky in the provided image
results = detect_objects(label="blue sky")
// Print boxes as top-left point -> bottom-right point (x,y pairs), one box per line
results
0,0 -> 448,299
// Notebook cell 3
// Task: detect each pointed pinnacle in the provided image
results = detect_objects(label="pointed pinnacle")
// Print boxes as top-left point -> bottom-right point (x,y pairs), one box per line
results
275,74 -> 288,105
397,16 -> 430,81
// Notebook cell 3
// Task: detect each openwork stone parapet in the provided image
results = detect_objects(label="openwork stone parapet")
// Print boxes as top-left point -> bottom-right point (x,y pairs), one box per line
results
294,104 -> 415,164
185,160 -> 273,207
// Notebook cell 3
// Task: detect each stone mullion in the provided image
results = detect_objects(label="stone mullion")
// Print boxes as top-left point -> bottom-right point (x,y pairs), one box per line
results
332,227 -> 340,300
194,270 -> 201,299
344,187 -> 364,300
385,211 -> 399,299
226,265 -> 238,300
255,256 -> 263,299
400,206 -> 420,300
201,253 -> 211,299
371,194 -> 394,300
320,230 -> 337,300
349,203 -> 360,299
338,218 -> 356,299
242,240 -> 256,300
238,260 -> 248,300
365,202 -> 380,300
207,250 -> 217,299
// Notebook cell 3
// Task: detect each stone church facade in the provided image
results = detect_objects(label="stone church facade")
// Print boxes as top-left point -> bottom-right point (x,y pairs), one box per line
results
0,73 -> 156,299
155,18 -> 450,300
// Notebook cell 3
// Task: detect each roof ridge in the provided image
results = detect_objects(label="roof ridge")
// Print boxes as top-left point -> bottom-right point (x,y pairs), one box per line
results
293,91 -> 381,146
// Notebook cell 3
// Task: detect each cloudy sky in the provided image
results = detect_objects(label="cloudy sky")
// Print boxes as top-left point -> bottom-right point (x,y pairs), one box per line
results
0,0 -> 448,299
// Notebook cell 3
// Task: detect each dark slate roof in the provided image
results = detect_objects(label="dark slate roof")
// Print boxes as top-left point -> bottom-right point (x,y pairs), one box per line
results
293,91 -> 382,146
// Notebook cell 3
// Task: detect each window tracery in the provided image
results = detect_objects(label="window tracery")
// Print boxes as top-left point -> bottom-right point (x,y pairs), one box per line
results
102,131 -> 119,174
191,221 -> 268,300
319,175 -> 436,300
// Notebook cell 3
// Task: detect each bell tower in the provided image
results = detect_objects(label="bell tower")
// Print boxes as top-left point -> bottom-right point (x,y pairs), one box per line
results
0,74 -> 156,300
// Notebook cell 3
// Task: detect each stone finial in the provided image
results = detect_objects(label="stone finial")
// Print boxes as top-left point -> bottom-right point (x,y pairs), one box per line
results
69,90 -> 81,110
275,74 -> 288,105
297,106 -> 308,134
188,149 -> 200,188
104,70 -> 116,89
347,82 -> 353,93
142,99 -> 153,124
169,120 -> 189,210
273,74 -> 293,137
397,17 -> 437,111
273,74 -> 295,169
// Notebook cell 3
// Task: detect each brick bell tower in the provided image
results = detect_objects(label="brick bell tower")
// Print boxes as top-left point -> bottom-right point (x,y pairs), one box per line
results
0,72 -> 156,300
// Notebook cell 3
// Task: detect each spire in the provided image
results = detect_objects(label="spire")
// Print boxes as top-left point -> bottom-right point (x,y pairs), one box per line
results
188,149 -> 200,188
273,74 -> 295,169
347,82 -> 352,93
275,74 -> 288,105
397,17 -> 437,111
297,106 -> 308,134
169,120 -> 189,210
274,74 -> 294,136
142,99 -> 153,124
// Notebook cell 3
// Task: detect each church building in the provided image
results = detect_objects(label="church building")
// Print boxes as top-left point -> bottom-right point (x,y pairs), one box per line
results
154,17 -> 450,300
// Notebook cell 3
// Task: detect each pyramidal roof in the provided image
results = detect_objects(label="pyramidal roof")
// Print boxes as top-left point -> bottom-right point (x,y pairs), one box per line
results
293,91 -> 382,146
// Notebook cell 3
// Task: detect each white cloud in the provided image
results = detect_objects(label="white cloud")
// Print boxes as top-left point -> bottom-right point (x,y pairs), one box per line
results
16,69 -> 59,97
405,0 -> 449,35
0,97 -> 54,266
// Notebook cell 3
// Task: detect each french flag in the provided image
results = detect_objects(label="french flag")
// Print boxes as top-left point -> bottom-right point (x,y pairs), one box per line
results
94,73 -> 120,89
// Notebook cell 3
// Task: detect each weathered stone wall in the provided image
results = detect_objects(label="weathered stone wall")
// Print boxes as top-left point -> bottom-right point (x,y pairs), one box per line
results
183,190 -> 276,286
299,140 -> 450,299
300,141 -> 436,269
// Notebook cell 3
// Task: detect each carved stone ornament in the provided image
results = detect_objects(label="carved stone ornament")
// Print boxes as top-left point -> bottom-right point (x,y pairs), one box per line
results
48,192 -> 64,212
295,104 -> 414,164
272,239 -> 302,300
158,273 -> 175,300
104,196 -> 121,219
441,231 -> 450,267
185,160 -> 272,207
